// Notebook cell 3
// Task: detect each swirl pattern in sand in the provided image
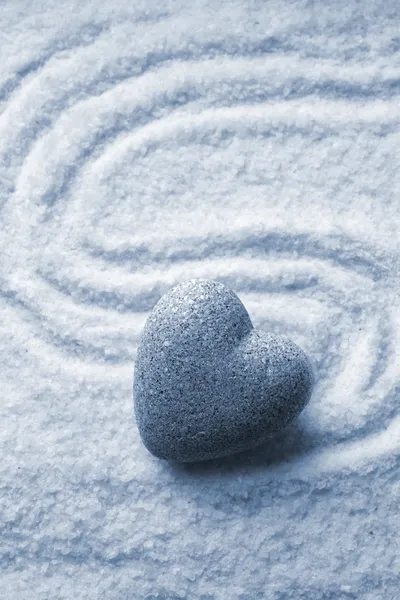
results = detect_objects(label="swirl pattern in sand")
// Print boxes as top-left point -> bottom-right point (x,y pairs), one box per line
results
0,3 -> 399,598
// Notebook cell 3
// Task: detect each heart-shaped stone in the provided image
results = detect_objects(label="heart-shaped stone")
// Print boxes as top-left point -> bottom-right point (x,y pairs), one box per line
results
133,278 -> 314,462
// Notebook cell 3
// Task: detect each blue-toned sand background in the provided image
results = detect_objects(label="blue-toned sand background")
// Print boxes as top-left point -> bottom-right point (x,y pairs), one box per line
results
0,1 -> 399,598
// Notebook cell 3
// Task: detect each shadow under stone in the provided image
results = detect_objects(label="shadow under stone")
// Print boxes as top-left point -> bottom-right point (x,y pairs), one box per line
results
167,418 -> 318,477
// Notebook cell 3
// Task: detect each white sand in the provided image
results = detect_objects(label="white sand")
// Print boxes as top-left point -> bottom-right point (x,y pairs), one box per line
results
0,1 -> 399,598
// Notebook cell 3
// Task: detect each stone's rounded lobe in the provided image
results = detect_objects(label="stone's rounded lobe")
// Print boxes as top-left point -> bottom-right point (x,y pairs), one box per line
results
139,278 -> 254,365
133,278 -> 314,462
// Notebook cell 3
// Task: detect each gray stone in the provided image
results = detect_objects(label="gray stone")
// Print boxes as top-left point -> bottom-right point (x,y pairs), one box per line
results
133,278 -> 314,462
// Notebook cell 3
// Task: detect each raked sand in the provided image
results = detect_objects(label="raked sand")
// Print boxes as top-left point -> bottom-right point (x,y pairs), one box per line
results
0,1 -> 399,599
